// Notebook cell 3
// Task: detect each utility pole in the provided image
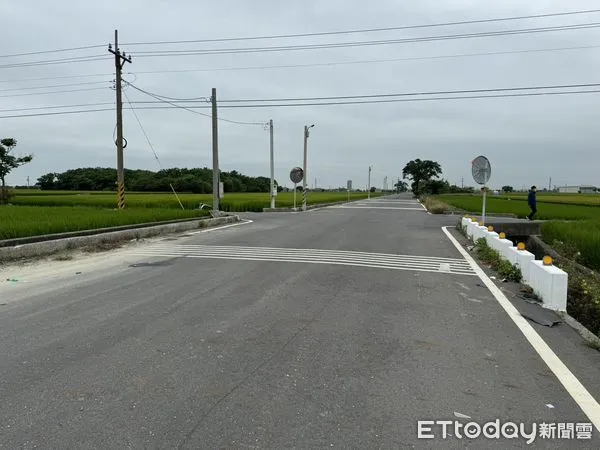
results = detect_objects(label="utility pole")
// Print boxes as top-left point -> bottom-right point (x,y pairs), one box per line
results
108,30 -> 131,210
26,176 -> 29,188
211,88 -> 220,214
269,119 -> 275,209
302,124 -> 314,211
368,165 -> 372,199
461,177 -> 464,188
549,176 -> 552,191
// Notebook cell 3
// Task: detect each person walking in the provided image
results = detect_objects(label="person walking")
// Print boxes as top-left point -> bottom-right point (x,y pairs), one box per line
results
527,185 -> 537,220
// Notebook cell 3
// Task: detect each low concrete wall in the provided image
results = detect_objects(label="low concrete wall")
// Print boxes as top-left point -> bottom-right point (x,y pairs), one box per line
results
481,221 -> 542,237
0,215 -> 240,263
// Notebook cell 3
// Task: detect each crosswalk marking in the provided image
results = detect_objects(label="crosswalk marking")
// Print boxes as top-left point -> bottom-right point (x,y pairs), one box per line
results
130,244 -> 477,276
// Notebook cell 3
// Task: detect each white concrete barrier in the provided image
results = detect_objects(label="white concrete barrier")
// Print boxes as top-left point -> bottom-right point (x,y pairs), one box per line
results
484,231 -> 499,247
528,260 -> 568,311
473,225 -> 488,242
506,246 -> 520,265
466,220 -> 477,239
495,238 -> 514,258
515,249 -> 536,283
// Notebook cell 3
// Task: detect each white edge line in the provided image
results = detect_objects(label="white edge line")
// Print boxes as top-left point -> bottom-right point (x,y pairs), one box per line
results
442,225 -> 600,431
188,219 -> 254,234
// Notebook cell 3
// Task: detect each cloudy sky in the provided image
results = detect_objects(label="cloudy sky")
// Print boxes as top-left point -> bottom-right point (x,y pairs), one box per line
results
2,0 -> 600,191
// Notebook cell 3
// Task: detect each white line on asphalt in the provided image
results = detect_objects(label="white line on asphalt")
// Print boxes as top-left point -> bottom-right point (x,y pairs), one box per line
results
188,219 -> 254,234
129,252 -> 478,275
442,226 -> 600,432
336,206 -> 425,211
142,244 -> 470,263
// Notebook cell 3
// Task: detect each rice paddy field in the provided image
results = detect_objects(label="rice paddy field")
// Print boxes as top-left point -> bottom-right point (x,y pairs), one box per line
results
0,190 -> 382,240
436,192 -> 600,271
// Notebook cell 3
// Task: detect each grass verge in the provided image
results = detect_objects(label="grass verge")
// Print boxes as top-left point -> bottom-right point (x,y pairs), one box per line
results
422,196 -> 450,214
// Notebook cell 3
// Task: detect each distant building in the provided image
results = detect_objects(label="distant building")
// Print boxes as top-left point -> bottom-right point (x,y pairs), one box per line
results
558,185 -> 597,194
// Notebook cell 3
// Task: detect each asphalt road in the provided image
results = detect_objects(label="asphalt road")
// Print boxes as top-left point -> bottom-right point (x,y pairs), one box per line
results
1,194 -> 599,449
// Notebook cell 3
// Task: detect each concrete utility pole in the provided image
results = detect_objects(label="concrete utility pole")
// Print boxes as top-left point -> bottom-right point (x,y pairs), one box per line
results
269,119 -> 275,209
302,124 -> 314,211
108,30 -> 131,210
368,165 -> 372,199
211,88 -> 220,214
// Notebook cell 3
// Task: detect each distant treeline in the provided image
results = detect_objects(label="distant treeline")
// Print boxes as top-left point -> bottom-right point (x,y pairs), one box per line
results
33,167 -> 276,193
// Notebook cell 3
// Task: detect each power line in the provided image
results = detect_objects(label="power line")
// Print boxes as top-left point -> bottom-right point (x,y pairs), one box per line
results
2,43 -> 598,84
0,108 -> 114,119
131,22 -> 600,57
0,80 -> 111,93
0,102 -> 115,113
125,82 -> 267,125
0,73 -> 114,84
0,86 -> 110,98
122,8 -> 600,46
4,84 -> 600,118
217,82 -> 600,103
123,89 -> 186,209
0,55 -> 109,70
0,44 -> 107,58
124,44 -> 600,75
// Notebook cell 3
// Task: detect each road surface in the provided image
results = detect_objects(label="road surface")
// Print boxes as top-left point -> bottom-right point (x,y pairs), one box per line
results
1,194 -> 599,448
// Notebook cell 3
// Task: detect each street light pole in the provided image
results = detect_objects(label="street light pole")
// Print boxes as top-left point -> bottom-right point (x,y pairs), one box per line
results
302,124 -> 314,211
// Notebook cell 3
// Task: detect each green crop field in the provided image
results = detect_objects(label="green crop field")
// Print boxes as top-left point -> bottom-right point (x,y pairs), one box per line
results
6,191 -> 382,210
0,190 -> 383,240
436,193 -> 600,271
0,206 -> 211,241
436,194 -> 600,220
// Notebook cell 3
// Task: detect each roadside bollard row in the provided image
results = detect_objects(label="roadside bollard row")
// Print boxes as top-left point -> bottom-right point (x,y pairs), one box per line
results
461,216 -> 567,311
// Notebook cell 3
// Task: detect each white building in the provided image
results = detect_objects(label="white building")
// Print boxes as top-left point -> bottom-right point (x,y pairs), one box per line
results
558,185 -> 597,194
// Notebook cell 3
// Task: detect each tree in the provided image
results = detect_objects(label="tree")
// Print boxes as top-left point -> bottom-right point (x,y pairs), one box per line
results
0,138 -> 33,203
394,180 -> 408,192
502,185 -> 514,192
402,159 -> 442,196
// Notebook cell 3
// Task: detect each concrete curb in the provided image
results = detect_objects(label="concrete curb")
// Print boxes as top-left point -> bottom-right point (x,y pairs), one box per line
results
0,215 -> 240,263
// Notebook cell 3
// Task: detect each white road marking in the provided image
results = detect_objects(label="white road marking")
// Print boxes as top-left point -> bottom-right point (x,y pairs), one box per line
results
439,263 -> 451,273
130,244 -> 477,276
188,219 -> 254,235
442,226 -> 600,432
335,206 -> 425,211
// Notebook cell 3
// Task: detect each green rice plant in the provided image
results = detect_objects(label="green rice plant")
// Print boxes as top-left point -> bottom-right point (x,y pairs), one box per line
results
0,206 -> 210,240
541,221 -> 600,272
436,194 -> 600,220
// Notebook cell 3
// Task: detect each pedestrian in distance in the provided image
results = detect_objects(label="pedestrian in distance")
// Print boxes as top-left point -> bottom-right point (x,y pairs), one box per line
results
527,185 -> 537,220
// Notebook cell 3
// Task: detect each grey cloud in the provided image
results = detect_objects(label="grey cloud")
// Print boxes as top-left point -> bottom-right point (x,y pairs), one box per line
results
3,0 -> 600,191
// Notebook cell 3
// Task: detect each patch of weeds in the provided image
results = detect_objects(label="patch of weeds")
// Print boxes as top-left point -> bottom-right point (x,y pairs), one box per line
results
473,238 -> 522,282
52,253 -> 74,261
497,259 -> 522,282
423,196 -> 449,214
557,259 -> 600,338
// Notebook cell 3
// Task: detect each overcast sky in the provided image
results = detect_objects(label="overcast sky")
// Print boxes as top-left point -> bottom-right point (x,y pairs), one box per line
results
2,0 -> 600,190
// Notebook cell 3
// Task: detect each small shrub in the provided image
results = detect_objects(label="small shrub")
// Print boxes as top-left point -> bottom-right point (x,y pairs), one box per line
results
498,259 -> 522,282
423,196 -> 449,214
